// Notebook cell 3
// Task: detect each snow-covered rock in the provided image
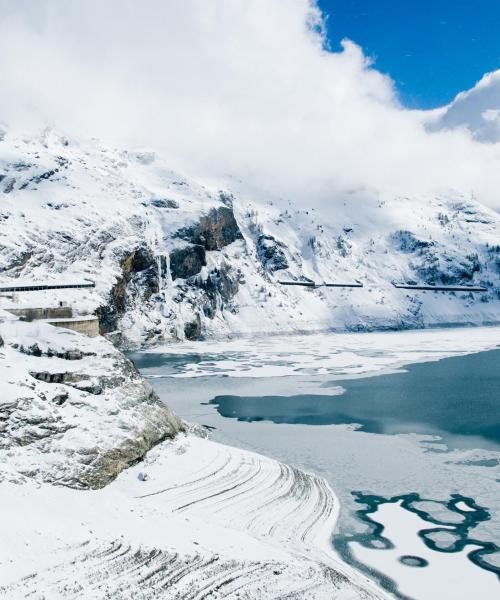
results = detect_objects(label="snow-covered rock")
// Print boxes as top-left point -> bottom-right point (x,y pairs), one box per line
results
1,127 -> 499,348
0,314 -> 183,488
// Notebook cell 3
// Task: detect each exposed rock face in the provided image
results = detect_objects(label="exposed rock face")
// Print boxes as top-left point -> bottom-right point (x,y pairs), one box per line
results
170,245 -> 206,280
0,320 -> 184,488
176,206 -> 243,250
16,343 -> 94,360
150,198 -> 179,209
390,228 -> 486,287
391,230 -> 484,286
196,263 -> 240,319
257,234 -> 289,272
391,230 -> 434,254
415,250 -> 482,285
97,246 -> 159,334
184,313 -> 202,340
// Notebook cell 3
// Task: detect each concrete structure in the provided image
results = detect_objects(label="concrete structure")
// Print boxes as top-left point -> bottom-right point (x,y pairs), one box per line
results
4,306 -> 100,337
44,316 -> 100,337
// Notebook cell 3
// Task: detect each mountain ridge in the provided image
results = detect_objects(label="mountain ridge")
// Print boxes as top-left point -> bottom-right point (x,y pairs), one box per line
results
1,127 -> 499,348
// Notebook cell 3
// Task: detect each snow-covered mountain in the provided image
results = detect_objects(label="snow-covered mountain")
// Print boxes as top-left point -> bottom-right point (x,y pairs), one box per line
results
1,127 -> 500,347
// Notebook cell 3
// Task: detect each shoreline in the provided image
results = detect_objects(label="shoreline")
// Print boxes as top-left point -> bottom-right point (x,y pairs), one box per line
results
133,325 -> 500,599
0,432 -> 388,599
0,313 -> 387,599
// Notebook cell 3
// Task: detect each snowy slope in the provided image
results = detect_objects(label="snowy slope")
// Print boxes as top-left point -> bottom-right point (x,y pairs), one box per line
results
1,127 -> 500,347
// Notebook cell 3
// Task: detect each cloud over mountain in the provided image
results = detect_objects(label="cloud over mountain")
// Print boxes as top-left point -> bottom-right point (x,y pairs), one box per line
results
0,0 -> 499,209
427,70 -> 500,143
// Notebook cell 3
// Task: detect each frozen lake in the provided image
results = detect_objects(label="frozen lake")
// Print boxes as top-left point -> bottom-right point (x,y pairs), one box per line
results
130,326 -> 500,600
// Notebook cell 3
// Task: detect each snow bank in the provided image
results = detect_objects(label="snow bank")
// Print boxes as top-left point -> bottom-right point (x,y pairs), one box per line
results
0,434 -> 387,599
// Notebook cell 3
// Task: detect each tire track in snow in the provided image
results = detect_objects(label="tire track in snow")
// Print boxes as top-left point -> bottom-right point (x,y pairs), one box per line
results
0,435 -> 388,599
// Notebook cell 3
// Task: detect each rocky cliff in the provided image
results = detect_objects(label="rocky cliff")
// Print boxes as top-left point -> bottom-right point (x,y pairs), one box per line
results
1,128 -> 500,348
0,313 -> 183,488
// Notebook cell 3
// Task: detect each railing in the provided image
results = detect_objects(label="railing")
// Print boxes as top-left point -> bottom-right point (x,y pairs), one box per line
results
278,280 -> 364,288
0,281 -> 95,293
392,282 -> 487,292
277,279 -> 487,293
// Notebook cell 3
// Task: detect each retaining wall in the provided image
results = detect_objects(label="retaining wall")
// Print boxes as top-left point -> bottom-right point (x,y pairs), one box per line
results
45,317 -> 100,337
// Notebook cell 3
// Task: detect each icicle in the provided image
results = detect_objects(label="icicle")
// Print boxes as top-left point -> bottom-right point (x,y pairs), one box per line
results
155,253 -> 172,292
165,252 -> 172,287
156,255 -> 163,292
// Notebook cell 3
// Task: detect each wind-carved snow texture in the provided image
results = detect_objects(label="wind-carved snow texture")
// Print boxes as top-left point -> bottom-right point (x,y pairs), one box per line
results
0,435 -> 387,599
1,128 -> 500,347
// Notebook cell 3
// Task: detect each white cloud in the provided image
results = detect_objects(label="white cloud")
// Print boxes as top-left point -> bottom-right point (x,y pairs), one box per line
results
482,109 -> 500,122
1,0 -> 500,209
427,70 -> 500,144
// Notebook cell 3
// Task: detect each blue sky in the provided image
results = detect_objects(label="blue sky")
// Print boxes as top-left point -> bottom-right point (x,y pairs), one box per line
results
318,0 -> 500,109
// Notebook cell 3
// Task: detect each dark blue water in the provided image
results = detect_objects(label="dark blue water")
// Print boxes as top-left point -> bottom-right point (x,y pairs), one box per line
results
208,348 -> 500,450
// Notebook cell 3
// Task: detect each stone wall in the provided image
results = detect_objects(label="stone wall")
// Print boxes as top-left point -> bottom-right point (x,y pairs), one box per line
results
46,317 -> 100,337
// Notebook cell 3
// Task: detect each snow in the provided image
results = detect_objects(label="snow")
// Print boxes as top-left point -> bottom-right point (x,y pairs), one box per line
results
1,128 -> 500,347
0,314 -> 182,488
1,124 -> 500,597
0,313 -> 388,597
143,325 -> 500,379
350,501 -> 499,600
0,434 -> 387,599
138,326 -> 500,599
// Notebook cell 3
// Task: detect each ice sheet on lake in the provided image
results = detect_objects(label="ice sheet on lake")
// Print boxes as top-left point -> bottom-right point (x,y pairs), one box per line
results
145,326 -> 500,378
350,501 -> 499,600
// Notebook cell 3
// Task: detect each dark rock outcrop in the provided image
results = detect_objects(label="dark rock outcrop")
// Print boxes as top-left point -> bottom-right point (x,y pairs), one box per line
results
184,313 -> 202,340
170,245 -> 206,280
176,206 -> 242,250
17,343 -> 94,360
257,234 -> 289,272
391,230 -> 434,254
98,246 -> 159,334
415,251 -> 482,285
195,263 -> 239,318
150,198 -> 179,209
29,371 -> 104,394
